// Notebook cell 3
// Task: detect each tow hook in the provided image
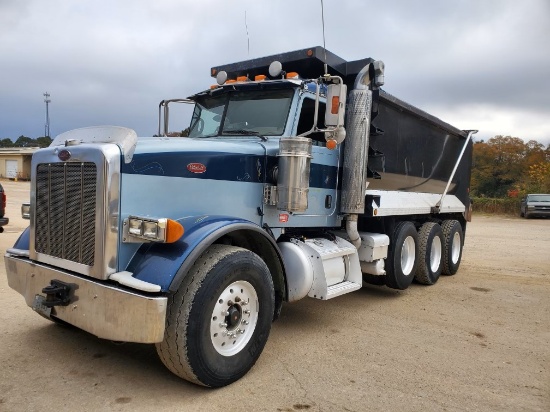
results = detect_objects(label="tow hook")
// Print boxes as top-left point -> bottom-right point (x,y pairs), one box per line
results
41,280 -> 77,307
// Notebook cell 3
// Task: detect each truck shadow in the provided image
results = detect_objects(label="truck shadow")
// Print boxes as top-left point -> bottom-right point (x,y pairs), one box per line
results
16,284 -> 408,396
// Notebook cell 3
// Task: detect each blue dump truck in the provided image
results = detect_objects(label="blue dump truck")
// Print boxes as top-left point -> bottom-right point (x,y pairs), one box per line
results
5,47 -> 475,387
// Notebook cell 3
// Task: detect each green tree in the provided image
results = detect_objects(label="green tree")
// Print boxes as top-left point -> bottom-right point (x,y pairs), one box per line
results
0,138 -> 14,147
14,135 -> 36,147
36,136 -> 53,148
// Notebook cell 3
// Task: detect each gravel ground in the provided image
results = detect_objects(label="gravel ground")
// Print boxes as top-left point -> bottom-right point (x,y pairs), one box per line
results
0,180 -> 548,412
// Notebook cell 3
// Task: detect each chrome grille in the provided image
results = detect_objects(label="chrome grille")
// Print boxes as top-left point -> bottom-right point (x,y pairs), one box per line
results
35,162 -> 97,266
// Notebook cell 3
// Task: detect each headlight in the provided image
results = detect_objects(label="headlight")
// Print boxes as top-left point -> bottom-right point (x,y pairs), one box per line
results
125,216 -> 184,243
21,203 -> 31,220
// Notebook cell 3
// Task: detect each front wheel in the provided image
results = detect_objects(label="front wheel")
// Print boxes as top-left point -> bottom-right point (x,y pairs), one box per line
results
156,245 -> 274,387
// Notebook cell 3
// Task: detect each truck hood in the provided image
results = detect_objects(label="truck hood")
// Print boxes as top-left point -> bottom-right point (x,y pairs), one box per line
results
121,136 -> 268,181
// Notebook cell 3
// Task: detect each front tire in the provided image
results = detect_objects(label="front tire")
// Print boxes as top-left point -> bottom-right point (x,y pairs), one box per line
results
156,245 -> 274,387
385,221 -> 418,290
415,222 -> 443,285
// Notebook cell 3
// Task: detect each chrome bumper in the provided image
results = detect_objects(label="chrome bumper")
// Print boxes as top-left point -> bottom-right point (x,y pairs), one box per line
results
5,254 -> 167,343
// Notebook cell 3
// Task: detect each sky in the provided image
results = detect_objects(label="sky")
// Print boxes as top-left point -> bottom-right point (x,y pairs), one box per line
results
1,0 -> 549,145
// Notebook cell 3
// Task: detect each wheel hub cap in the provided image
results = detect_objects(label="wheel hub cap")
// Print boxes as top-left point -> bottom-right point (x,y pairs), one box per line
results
210,280 -> 259,357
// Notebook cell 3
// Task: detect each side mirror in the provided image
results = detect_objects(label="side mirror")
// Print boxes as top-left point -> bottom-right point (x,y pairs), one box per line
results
325,82 -> 347,128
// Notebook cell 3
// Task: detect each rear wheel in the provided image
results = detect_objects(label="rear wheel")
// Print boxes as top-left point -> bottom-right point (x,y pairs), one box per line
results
385,221 -> 418,290
441,220 -> 463,275
156,245 -> 274,387
415,222 -> 443,285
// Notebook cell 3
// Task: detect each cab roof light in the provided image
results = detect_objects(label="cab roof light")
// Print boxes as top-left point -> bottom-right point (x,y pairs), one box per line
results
216,70 -> 228,85
285,72 -> 299,79
254,74 -> 267,81
225,79 -> 237,84
236,76 -> 249,82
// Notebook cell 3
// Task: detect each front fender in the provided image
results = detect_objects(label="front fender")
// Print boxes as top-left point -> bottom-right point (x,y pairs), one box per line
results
127,215 -> 279,292
12,227 -> 30,250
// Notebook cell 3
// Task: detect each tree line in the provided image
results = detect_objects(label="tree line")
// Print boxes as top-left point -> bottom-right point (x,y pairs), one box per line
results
0,135 -> 52,148
472,136 -> 550,197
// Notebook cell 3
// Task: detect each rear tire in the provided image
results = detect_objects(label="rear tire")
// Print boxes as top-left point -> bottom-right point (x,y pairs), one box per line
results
385,221 -> 418,290
415,222 -> 443,285
156,245 -> 274,387
441,220 -> 463,276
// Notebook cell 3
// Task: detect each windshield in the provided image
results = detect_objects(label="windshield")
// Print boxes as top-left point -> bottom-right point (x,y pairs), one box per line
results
188,89 -> 294,138
528,194 -> 550,202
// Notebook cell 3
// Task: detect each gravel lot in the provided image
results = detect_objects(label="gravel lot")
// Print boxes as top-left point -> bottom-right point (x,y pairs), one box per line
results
0,180 -> 548,412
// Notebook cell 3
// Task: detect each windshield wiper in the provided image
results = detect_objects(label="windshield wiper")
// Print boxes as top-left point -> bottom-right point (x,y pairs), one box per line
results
222,129 -> 268,141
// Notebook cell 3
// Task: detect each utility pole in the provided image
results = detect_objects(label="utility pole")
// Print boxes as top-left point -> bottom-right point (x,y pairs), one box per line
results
43,92 -> 51,137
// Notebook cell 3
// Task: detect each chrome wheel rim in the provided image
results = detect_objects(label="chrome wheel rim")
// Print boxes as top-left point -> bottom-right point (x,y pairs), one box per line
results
430,236 -> 442,273
401,236 -> 416,276
210,280 -> 259,357
451,231 -> 461,264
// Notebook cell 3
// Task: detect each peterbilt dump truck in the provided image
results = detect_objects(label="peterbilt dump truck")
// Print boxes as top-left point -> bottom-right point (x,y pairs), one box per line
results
5,47 -> 475,387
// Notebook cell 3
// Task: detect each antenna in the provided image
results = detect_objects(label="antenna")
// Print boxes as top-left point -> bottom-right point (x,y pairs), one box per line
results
320,0 -> 328,75
245,11 -> 250,57
43,92 -> 51,138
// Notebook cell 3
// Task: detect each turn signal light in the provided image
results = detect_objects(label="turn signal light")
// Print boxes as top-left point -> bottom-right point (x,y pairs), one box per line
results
165,219 -> 185,243
326,139 -> 337,150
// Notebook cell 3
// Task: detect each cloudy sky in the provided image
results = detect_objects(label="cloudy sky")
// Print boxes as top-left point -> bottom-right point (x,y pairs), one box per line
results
1,0 -> 549,144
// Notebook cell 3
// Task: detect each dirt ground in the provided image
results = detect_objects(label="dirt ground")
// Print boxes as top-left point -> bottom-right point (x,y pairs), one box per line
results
0,180 -> 548,412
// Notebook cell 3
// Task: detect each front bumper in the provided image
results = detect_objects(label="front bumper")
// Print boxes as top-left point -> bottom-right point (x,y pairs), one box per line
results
526,208 -> 550,217
5,253 -> 167,343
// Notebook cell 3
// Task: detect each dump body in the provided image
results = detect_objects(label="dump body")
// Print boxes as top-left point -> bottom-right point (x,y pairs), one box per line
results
368,91 -> 471,207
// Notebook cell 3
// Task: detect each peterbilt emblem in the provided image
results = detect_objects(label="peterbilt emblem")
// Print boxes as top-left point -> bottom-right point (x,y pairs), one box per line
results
58,150 -> 71,161
187,163 -> 206,173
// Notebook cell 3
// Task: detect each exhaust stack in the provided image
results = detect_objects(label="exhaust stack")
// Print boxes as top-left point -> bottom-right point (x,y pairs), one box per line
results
341,62 -> 384,248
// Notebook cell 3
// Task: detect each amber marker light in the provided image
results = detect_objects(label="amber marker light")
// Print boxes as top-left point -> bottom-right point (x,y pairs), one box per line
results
286,72 -> 299,79
326,139 -> 337,150
331,96 -> 340,114
165,219 -> 184,243
255,74 -> 267,81
236,76 -> 248,82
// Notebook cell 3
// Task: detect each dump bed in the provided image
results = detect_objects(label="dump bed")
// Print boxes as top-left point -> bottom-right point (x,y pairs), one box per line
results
368,90 -> 472,208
